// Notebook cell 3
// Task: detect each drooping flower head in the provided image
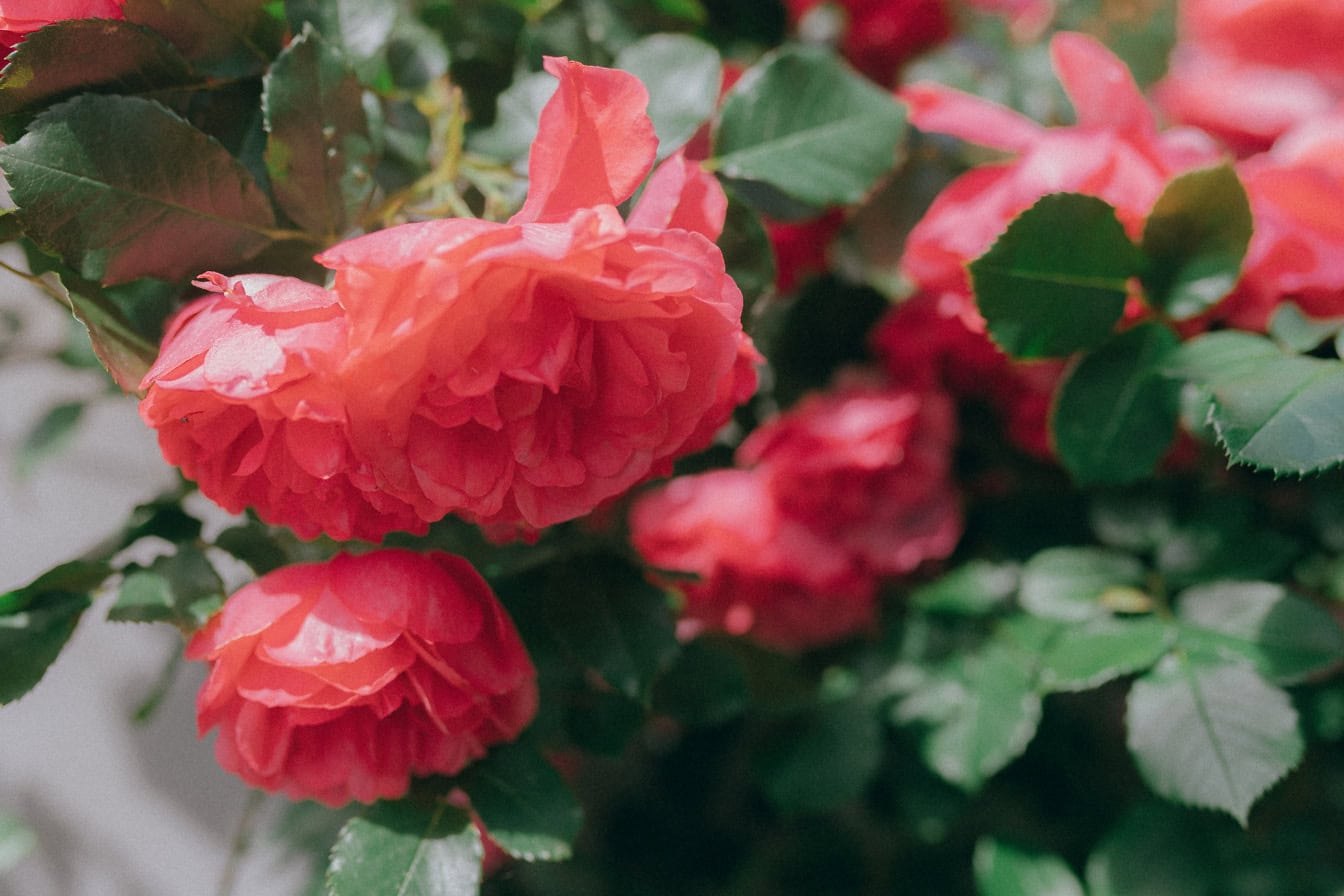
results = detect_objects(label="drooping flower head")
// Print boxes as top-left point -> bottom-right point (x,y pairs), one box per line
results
318,58 -> 758,533
186,549 -> 538,807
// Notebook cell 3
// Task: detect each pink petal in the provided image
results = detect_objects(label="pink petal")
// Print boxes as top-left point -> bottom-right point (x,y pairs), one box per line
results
900,83 -> 1043,153
627,151 -> 728,240
1051,32 -> 1153,137
511,57 -> 658,225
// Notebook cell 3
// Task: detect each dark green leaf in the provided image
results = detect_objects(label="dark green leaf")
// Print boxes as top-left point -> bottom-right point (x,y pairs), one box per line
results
1165,331 -> 1344,475
0,95 -> 276,286
124,0 -> 281,78
969,193 -> 1142,358
1140,165 -> 1252,319
712,44 -> 906,208
214,523 -> 288,574
466,71 -> 555,164
894,641 -> 1042,791
0,20 -> 195,122
564,689 -> 644,755
326,800 -> 481,896
1126,654 -> 1302,824
1085,804 -> 1216,896
456,741 -> 582,862
1053,323 -> 1181,485
1088,491 -> 1176,554
718,197 -> 777,309
109,546 -> 225,630
37,265 -> 163,392
0,811 -> 36,873
1175,581 -> 1344,684
0,560 -> 104,704
756,696 -> 883,812
1036,615 -> 1172,692
541,557 -> 678,699
615,34 -> 720,157
16,400 -> 84,478
912,560 -> 1020,616
1153,494 -> 1300,590
121,498 -> 204,546
652,637 -> 750,727
974,838 -> 1085,896
263,24 -> 376,239
285,0 -> 399,84
1018,547 -> 1147,621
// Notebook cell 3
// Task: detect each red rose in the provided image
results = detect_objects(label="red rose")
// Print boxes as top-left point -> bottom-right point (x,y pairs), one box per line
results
890,33 -> 1221,457
186,549 -> 538,807
786,0 -> 952,85
631,376 -> 961,651
317,58 -> 757,532
139,273 -> 425,542
1155,0 -> 1344,155
1211,109 -> 1344,331
0,0 -> 125,53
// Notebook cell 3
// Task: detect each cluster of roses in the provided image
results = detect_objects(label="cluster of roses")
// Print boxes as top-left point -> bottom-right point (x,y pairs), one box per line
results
139,59 -> 758,807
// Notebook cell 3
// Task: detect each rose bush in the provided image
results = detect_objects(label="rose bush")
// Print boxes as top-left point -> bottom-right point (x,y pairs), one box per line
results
318,58 -> 757,534
0,0 -> 124,53
186,549 -> 537,807
631,375 -> 960,651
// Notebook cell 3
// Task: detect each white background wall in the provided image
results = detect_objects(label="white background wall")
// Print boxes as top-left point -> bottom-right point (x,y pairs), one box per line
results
0,264 -> 306,896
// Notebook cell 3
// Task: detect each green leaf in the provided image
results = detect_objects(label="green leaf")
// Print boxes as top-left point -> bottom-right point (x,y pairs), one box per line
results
1268,303 -> 1344,354
968,193 -> 1142,359
1140,164 -> 1252,320
1126,654 -> 1303,824
0,560 -> 106,704
755,696 -> 883,812
1175,581 -> 1344,684
0,20 -> 195,122
1036,615 -> 1172,692
124,0 -> 282,78
466,71 -> 556,164
1053,323 -> 1181,485
615,34 -> 720,158
541,556 -> 678,700
711,44 -> 906,209
718,197 -> 777,309
974,838 -> 1085,896
455,741 -> 582,862
326,800 -> 481,896
263,24 -> 376,239
285,0 -> 399,84
0,95 -> 276,286
894,641 -> 1042,791
652,637 -> 750,727
912,560 -> 1020,616
1165,331 -> 1344,475
1018,547 -> 1147,621
1085,803 -> 1216,896
109,546 -> 225,630
0,811 -> 36,873
214,523 -> 288,575
16,400 -> 84,478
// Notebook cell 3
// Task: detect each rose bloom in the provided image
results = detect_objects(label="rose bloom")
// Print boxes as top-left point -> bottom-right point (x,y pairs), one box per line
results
139,273 -> 426,542
786,0 -> 952,85
631,377 -> 961,651
317,58 -> 757,533
1155,0 -> 1344,156
1210,108 -> 1344,331
0,0 -> 125,53
186,549 -> 538,807
884,32 -> 1222,457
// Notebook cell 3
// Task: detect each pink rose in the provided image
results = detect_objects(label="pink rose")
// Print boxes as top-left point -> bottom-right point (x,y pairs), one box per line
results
631,377 -> 961,651
186,549 -> 538,807
1211,108 -> 1344,331
1155,0 -> 1344,155
785,0 -> 952,85
889,33 -> 1221,456
0,0 -> 124,53
139,273 -> 427,542
317,58 -> 757,532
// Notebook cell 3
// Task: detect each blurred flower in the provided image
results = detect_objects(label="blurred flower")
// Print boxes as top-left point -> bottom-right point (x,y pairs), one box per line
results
318,58 -> 758,533
1155,0 -> 1344,156
786,0 -> 953,85
139,273 -> 426,542
631,375 -> 960,651
887,32 -> 1222,457
1211,107 -> 1344,330
187,549 -> 538,807
0,0 -> 125,54
763,210 -> 846,294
